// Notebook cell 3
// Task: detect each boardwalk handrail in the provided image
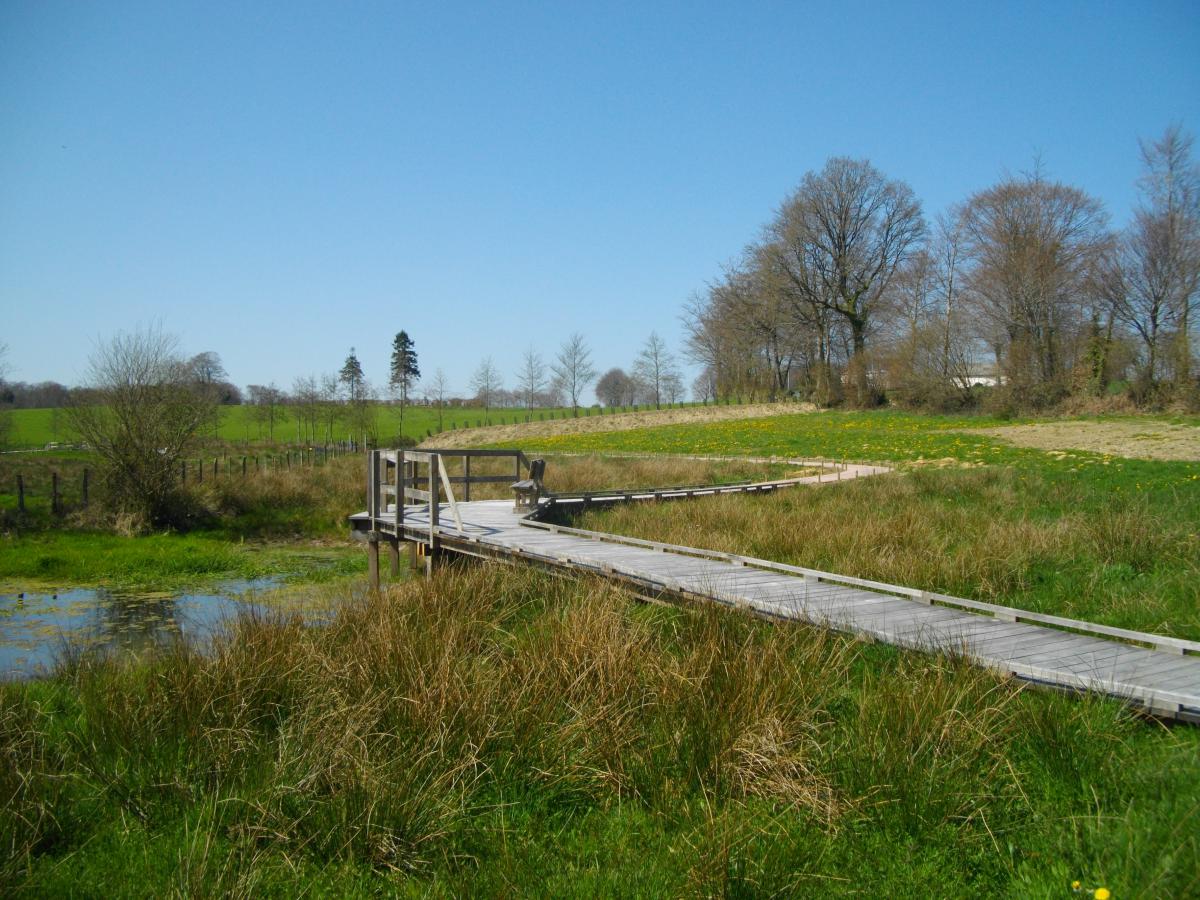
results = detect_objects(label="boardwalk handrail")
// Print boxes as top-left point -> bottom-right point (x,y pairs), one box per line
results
370,448 -> 465,535
518,517 -> 1200,656
406,448 -> 530,502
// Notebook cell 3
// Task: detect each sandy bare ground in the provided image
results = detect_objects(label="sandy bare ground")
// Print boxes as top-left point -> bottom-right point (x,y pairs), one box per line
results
419,402 -> 813,449
965,420 -> 1200,461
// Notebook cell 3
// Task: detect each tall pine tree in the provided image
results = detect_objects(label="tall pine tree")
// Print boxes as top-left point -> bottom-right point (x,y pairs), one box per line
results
389,331 -> 420,440
339,348 -> 368,447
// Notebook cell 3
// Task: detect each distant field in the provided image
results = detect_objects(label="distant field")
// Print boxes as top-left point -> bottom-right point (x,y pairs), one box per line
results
3,402 -> 660,449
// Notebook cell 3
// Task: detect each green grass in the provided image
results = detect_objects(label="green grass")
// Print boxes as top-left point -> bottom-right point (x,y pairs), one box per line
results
4,401 -> 692,449
2,408 -> 1197,894
1,566 -> 1196,896
0,531 -> 362,591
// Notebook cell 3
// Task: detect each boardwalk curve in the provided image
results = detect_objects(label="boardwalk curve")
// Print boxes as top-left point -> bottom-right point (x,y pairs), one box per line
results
350,450 -> 1200,722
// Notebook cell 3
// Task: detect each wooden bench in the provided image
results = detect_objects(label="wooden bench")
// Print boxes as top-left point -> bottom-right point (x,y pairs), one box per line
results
512,458 -> 546,510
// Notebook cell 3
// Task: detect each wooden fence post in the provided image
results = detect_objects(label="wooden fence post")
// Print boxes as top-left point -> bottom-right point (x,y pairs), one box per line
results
427,455 -> 439,577
51,472 -> 60,516
197,460 -> 203,484
82,469 -> 89,508
16,475 -> 24,513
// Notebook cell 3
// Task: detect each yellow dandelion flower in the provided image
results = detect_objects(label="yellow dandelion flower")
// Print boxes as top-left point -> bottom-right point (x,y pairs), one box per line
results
1072,881 -> 1082,891
1094,889 -> 1111,900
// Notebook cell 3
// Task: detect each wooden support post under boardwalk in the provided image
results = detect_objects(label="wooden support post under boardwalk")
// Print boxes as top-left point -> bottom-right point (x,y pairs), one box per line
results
366,533 -> 380,591
387,536 -> 400,576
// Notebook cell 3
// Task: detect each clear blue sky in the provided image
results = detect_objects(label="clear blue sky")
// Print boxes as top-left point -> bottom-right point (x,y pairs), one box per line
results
2,1 -> 1198,396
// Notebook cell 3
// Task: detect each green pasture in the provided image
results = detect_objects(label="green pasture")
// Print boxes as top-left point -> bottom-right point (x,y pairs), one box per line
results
2,401 -> 695,449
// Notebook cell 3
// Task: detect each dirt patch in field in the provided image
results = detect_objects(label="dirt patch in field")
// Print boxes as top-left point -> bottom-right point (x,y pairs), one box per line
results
965,420 -> 1200,461
419,402 -> 813,449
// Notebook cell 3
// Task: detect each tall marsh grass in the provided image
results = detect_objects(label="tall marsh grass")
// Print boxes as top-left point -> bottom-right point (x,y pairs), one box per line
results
2,565 -> 1195,894
578,466 -> 1200,639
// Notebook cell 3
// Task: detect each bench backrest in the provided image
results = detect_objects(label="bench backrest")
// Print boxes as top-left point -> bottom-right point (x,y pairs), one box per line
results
529,458 -> 546,484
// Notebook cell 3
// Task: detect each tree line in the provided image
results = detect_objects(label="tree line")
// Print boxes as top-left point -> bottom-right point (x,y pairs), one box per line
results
684,126 -> 1200,411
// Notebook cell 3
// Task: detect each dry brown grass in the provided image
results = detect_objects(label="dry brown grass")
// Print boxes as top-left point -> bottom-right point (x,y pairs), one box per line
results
962,419 -> 1200,461
420,402 -> 813,449
577,465 -> 1200,637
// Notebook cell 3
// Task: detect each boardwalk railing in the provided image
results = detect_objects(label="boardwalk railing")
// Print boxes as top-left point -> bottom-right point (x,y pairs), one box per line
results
367,448 -> 538,537
519,518 -> 1200,657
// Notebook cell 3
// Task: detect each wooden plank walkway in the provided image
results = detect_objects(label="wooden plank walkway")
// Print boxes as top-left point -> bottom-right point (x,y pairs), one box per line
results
350,458 -> 1200,722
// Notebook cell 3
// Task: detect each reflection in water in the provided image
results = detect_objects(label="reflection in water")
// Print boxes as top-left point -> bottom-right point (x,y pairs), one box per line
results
0,578 -> 284,678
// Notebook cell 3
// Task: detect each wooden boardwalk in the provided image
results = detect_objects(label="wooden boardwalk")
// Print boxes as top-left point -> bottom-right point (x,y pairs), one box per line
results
350,450 -> 1200,722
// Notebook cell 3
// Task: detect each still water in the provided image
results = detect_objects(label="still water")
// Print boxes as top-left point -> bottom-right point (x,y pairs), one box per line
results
0,578 -> 288,678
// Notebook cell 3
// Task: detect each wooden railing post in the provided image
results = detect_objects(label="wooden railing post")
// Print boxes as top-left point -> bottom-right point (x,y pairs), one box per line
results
427,454 -> 439,577
428,454 -> 439,539
367,449 -> 380,522
396,450 -> 404,532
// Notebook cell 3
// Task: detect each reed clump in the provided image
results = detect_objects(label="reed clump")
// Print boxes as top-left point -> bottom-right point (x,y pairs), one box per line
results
579,466 -> 1200,639
2,563 -> 1194,894
195,455 -> 364,536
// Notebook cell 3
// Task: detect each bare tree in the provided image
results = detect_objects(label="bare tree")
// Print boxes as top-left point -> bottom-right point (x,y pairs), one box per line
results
319,373 -> 341,445
770,157 -> 926,405
551,333 -> 597,416
631,332 -> 681,409
959,169 -> 1109,404
187,351 -> 228,439
470,357 -> 502,422
246,383 -> 285,441
291,375 -> 321,444
1109,126 -> 1200,397
595,367 -> 632,407
67,327 -> 218,526
424,368 -> 450,432
516,346 -> 547,409
931,212 -> 973,385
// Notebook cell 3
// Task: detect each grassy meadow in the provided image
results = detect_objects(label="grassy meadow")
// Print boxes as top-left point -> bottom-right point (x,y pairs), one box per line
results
517,410 -> 1200,637
1,408 -> 1198,895
2,401 -> 690,450
2,566 -> 1196,897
